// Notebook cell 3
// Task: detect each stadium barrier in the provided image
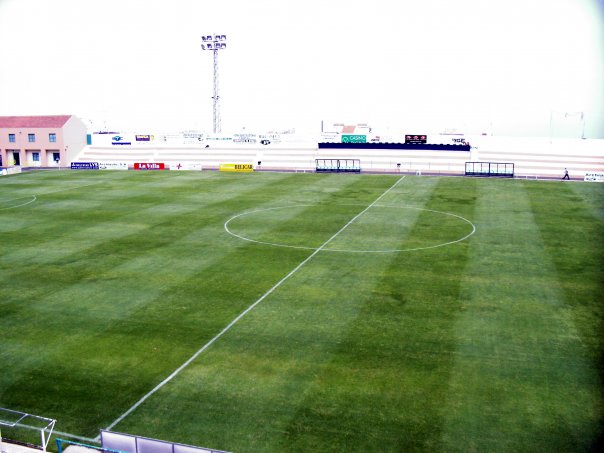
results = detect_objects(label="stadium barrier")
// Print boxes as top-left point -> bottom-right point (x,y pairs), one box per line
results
101,430 -> 230,453
57,439 -> 124,453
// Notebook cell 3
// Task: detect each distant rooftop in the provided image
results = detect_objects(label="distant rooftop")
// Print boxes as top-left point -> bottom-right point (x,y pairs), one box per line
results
0,115 -> 72,128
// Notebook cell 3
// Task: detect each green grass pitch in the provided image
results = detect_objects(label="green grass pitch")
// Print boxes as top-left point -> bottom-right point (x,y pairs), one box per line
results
1,169 -> 602,452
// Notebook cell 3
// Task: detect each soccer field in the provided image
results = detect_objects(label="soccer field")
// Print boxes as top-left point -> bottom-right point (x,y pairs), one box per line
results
1,170 -> 602,452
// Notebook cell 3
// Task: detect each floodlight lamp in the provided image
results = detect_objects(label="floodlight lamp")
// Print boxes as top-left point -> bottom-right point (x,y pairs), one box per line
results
207,43 -> 213,50
201,44 -> 206,50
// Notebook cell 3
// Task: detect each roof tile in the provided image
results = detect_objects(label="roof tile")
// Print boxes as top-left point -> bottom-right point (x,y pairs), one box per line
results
0,115 -> 72,128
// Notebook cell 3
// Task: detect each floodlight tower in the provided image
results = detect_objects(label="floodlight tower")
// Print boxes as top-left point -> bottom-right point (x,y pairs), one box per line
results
201,34 -> 227,134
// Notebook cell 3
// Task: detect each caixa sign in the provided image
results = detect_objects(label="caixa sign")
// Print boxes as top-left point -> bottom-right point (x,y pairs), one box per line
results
134,163 -> 166,170
71,162 -> 99,170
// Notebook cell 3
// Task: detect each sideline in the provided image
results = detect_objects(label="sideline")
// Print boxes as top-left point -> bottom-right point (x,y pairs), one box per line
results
99,176 -> 407,437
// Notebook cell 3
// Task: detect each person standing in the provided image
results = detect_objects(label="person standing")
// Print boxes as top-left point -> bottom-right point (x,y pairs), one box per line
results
562,168 -> 570,180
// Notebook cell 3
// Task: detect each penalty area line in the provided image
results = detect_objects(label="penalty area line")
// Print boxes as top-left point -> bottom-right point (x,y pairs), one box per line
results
99,176 -> 406,439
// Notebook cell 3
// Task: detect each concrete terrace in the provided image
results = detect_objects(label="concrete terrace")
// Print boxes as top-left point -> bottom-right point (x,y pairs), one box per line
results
73,136 -> 604,178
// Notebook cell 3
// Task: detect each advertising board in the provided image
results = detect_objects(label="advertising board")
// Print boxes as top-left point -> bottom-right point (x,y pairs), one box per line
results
341,134 -> 366,144
584,172 -> 604,182
219,163 -> 254,172
99,162 -> 128,170
405,135 -> 427,144
71,162 -> 99,170
233,134 -> 257,144
134,163 -> 166,170
182,132 -> 205,144
173,163 -> 203,171
111,135 -> 132,145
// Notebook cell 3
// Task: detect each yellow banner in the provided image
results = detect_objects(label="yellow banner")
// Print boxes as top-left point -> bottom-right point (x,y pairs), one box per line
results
219,163 -> 254,172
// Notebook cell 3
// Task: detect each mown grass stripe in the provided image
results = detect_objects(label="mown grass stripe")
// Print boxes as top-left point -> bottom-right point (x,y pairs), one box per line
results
441,178 -> 601,452
100,176 -> 406,437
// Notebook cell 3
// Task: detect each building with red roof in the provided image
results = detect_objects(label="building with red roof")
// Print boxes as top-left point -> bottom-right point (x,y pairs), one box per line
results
0,115 -> 87,168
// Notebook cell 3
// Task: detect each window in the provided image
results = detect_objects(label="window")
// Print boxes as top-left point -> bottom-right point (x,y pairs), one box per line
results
32,152 -> 40,162
28,133 -> 35,142
8,133 -> 15,142
49,133 -> 56,142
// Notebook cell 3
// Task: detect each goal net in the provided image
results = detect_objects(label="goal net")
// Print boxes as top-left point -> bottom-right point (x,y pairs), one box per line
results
0,407 -> 56,452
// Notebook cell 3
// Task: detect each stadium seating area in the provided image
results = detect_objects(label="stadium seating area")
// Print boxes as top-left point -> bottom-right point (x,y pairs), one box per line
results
72,136 -> 604,178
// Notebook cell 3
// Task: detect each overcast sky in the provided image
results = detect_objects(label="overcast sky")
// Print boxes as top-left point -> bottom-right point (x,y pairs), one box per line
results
0,0 -> 602,137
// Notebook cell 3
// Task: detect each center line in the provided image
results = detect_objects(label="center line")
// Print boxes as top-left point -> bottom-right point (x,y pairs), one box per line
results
100,176 -> 406,437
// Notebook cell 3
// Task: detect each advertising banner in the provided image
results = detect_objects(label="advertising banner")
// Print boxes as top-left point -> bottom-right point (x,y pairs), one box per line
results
182,132 -> 204,144
134,163 -> 166,170
219,163 -> 254,172
99,162 -> 128,170
405,135 -> 427,144
233,133 -> 257,144
111,135 -> 132,145
172,163 -> 202,171
584,172 -> 604,182
341,134 -> 366,144
135,135 -> 154,142
71,162 -> 99,170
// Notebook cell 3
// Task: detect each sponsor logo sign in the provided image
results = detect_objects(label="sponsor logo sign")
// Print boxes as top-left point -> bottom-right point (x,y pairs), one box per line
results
71,162 -> 99,170
584,172 -> 604,182
451,137 -> 467,145
219,163 -> 254,172
99,162 -> 128,170
183,132 -> 204,144
259,134 -> 281,145
233,133 -> 257,144
112,135 -> 132,145
135,135 -> 153,142
341,134 -> 367,144
134,162 -> 166,170
405,135 -> 427,144
173,163 -> 202,171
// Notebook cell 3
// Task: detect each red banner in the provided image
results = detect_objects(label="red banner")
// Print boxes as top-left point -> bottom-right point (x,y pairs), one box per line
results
134,163 -> 166,170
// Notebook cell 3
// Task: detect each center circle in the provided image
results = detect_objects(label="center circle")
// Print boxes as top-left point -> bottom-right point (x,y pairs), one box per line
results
224,204 -> 476,253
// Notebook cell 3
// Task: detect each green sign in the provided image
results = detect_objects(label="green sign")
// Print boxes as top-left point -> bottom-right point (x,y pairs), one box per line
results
341,134 -> 367,143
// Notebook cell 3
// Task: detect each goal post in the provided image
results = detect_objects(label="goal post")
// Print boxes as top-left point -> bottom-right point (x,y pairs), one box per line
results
0,407 -> 56,452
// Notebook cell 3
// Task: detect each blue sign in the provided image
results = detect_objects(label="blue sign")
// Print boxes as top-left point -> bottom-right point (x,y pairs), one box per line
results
71,162 -> 99,170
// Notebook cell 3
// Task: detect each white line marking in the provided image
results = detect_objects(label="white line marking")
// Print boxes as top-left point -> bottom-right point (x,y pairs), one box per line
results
0,181 -> 102,210
49,429 -> 100,444
224,203 -> 476,253
0,195 -> 37,210
100,176 -> 406,437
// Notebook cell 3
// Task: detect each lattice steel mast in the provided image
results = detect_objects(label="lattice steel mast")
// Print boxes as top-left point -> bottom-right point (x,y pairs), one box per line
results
201,34 -> 227,134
